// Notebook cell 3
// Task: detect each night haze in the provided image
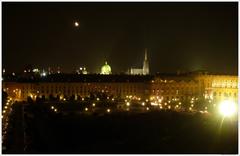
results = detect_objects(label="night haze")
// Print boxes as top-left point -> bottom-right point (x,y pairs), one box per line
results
2,2 -> 238,74
2,2 -> 239,154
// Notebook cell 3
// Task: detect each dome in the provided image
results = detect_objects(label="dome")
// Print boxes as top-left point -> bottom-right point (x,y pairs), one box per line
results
101,61 -> 111,75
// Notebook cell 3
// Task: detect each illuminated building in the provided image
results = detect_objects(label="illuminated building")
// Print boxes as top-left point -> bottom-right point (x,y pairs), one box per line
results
152,72 -> 238,103
130,68 -> 143,75
76,67 -> 88,75
2,75 -> 151,101
142,49 -> 149,75
194,74 -> 238,103
101,61 -> 111,75
151,78 -> 199,101
129,48 -> 149,75
48,67 -> 53,75
57,67 -> 61,74
40,69 -> 47,77
32,68 -> 40,73
2,72 -> 238,103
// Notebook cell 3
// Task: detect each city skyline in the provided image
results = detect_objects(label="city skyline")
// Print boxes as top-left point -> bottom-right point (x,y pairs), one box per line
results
2,2 -> 238,74
2,2 -> 238,154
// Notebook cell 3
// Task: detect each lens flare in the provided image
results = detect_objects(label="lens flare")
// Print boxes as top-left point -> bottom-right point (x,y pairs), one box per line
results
218,100 -> 237,117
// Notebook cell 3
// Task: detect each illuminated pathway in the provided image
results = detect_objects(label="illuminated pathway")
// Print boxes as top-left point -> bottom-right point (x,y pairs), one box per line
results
2,97 -> 14,149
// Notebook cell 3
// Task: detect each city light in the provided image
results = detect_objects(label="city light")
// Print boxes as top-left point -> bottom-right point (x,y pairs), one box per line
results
85,107 -> 88,111
126,102 -> 130,106
41,72 -> 46,77
107,109 -> 111,113
151,102 -> 158,106
219,100 -> 237,117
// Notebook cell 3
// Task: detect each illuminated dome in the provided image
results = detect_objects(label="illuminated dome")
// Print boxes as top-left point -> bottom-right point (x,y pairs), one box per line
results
101,61 -> 111,75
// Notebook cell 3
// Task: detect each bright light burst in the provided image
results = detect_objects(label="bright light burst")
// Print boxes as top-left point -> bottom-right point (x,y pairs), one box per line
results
218,100 -> 237,117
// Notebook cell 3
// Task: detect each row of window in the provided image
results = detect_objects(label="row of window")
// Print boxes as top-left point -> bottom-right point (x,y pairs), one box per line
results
152,90 -> 198,94
21,88 -> 142,98
22,84 -> 143,92
213,92 -> 237,97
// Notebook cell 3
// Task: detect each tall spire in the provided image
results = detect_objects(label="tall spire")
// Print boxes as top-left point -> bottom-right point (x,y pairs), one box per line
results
144,48 -> 148,61
143,48 -> 149,75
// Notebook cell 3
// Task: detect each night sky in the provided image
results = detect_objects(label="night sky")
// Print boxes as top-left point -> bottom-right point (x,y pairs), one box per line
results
2,2 -> 238,74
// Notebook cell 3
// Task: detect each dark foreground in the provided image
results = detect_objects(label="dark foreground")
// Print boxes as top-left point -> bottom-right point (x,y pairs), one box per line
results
3,103 -> 238,154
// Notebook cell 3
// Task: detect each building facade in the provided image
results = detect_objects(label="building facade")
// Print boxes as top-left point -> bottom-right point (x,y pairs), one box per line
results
2,73 -> 238,103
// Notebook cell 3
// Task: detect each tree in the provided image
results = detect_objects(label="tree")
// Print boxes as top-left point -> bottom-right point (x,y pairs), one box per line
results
69,95 -> 75,101
42,95 -> 46,101
2,90 -> 8,109
56,95 -> 60,101
49,94 -> 54,101
27,96 -> 33,103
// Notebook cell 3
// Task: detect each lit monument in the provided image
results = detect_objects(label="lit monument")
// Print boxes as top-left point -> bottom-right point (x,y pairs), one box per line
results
101,61 -> 112,75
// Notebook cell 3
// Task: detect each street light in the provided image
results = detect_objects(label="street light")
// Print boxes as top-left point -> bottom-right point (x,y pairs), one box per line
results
218,100 -> 237,117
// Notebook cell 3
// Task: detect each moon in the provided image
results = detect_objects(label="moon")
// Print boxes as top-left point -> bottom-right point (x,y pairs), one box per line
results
74,21 -> 79,27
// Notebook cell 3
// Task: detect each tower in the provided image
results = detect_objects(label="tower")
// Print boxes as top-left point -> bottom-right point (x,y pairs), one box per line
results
143,48 -> 149,75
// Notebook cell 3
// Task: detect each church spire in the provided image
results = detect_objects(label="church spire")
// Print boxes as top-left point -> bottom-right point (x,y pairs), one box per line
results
144,48 -> 148,61
143,48 -> 149,75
